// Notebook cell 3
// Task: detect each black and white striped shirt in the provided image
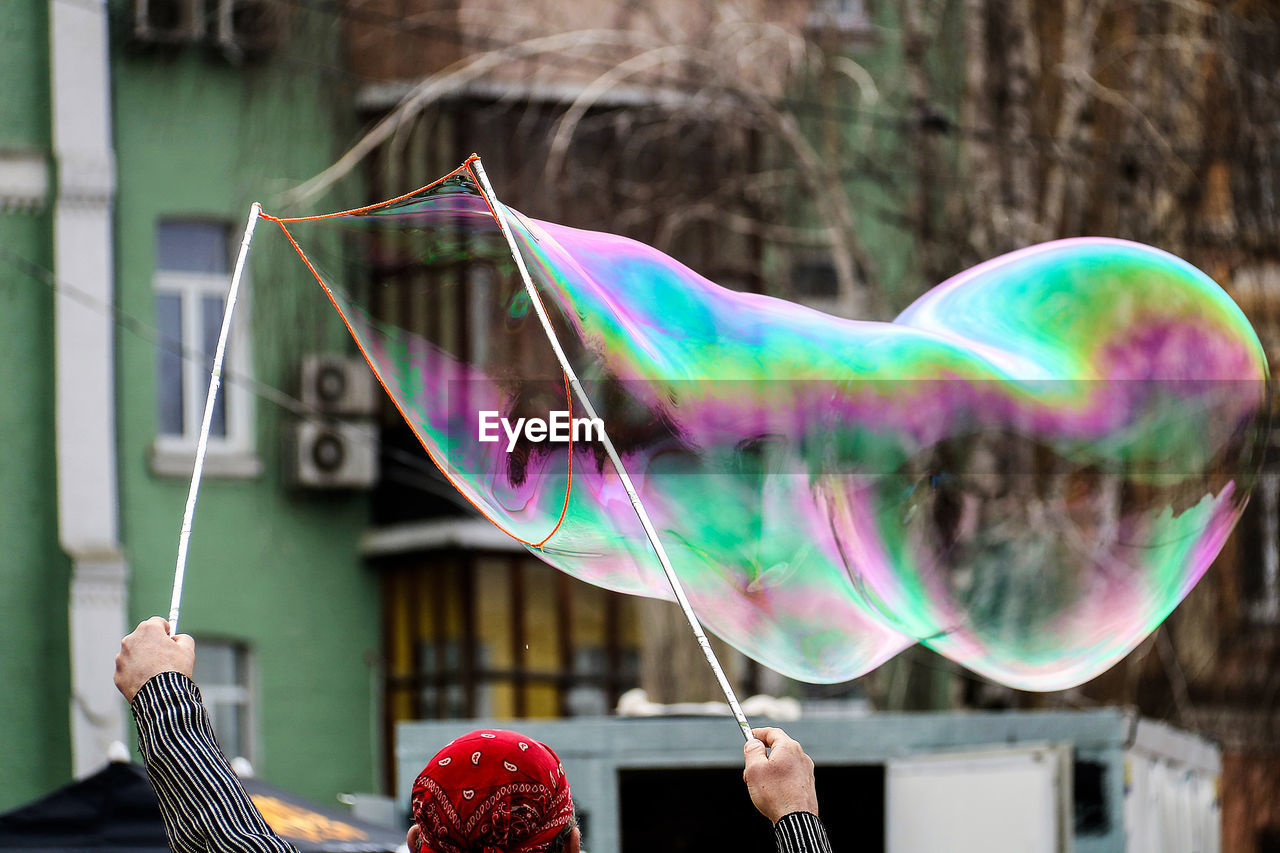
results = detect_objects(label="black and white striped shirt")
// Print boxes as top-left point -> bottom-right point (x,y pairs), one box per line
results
132,672 -> 834,853
133,672 -> 294,853
772,812 -> 834,853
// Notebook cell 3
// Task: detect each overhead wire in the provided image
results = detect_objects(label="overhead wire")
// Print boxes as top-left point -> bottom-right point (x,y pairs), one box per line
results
40,0 -> 1276,717
0,244 -> 472,509
7,182 -> 1241,722
5,229 -> 1032,705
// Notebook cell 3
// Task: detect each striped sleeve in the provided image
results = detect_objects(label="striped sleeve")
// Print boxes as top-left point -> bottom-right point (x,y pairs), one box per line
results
132,671 -> 297,853
774,811 -> 834,853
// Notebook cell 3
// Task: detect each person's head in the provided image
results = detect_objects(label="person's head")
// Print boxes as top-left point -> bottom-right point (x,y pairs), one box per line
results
406,729 -> 579,853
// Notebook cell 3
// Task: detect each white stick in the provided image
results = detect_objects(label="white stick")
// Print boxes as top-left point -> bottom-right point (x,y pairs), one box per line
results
168,203 -> 262,635
470,159 -> 753,742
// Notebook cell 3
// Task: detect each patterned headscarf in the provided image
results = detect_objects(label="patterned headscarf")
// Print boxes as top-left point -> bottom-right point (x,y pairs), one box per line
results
411,730 -> 574,853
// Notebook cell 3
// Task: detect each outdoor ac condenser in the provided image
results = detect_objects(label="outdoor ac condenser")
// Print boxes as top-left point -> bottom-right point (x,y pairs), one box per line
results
289,355 -> 379,489
133,0 -> 204,43
286,419 -> 378,490
299,355 -> 379,417
215,0 -> 283,61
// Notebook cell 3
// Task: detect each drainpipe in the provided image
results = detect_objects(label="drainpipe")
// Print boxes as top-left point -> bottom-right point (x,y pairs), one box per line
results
48,0 -> 127,775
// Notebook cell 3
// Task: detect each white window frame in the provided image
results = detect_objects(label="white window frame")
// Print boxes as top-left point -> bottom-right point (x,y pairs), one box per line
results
150,266 -> 261,478
193,638 -> 257,763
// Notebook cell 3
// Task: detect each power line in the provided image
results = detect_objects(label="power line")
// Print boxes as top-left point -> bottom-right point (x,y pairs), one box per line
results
0,244 -> 471,506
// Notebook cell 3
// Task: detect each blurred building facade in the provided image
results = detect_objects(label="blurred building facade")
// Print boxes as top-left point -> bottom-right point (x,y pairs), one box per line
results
4,1 -> 1280,851
927,6 -> 1280,852
342,2 -> 1280,850
339,0 -> 925,790
1,0 -> 380,810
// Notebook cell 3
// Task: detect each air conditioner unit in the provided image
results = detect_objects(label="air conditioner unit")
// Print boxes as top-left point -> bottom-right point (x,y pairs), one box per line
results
300,355 -> 379,416
134,0 -> 204,44
287,420 -> 379,489
215,0 -> 282,61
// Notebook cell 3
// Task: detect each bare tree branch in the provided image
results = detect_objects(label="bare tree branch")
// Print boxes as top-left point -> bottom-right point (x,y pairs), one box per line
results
278,28 -> 671,209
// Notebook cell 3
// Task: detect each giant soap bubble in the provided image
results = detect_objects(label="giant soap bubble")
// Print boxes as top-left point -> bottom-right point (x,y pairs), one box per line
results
270,163 -> 1269,690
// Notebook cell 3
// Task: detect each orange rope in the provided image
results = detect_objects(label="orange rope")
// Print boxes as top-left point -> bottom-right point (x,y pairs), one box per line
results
263,156 -> 480,223
263,168 -> 574,549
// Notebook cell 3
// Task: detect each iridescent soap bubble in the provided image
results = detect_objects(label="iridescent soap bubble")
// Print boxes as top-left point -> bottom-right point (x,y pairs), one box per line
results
273,167 -> 1268,690
828,241 -> 1267,688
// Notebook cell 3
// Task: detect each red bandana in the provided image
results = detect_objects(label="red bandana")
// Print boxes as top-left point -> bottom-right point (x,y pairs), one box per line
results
411,730 -> 573,853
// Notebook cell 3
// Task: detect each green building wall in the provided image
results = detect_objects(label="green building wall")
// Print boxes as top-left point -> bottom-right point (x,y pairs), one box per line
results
0,0 -> 74,812
111,8 -> 380,804
0,0 -> 972,813
2,0 -> 381,811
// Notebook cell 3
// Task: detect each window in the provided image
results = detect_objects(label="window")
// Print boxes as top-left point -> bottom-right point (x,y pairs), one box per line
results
565,646 -> 640,717
379,551 -> 641,787
193,639 -> 254,761
1239,470 -> 1280,623
804,0 -> 874,39
383,554 -> 640,723
788,252 -> 867,318
151,219 -> 259,477
418,641 -> 493,719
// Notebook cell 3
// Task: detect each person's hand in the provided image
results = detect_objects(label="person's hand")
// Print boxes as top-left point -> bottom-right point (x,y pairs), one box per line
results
743,727 -> 819,824
114,617 -> 195,702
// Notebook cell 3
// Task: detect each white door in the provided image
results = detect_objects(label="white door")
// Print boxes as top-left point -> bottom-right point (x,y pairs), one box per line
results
887,744 -> 1071,853
1125,755 -> 1220,853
